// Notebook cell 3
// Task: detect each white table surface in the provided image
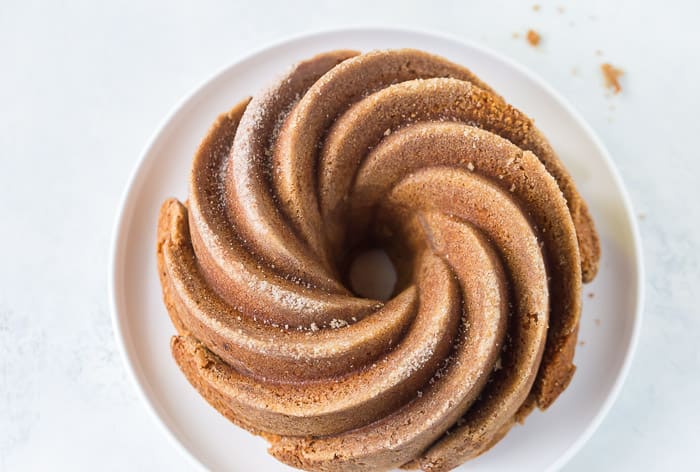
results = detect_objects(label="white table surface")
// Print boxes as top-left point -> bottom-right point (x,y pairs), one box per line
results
1,0 -> 698,470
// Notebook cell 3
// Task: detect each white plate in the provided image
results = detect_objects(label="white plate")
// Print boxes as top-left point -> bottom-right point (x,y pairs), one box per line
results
109,28 -> 644,472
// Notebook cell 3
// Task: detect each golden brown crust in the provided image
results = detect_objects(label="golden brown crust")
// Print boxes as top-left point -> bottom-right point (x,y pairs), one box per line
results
577,201 -> 601,282
155,48 -> 600,471
170,335 -> 271,437
156,198 -> 191,337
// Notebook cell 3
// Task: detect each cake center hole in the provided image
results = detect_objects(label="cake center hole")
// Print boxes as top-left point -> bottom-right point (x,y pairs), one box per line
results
348,248 -> 396,302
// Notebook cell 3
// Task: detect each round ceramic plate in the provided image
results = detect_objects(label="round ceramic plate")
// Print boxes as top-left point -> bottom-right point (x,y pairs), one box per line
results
109,28 -> 644,471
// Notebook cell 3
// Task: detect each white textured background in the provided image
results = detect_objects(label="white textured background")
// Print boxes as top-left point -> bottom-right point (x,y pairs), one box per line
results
1,0 -> 698,470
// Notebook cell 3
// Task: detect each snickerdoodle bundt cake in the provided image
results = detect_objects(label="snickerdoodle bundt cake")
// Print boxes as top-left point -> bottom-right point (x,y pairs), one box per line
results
156,49 -> 600,471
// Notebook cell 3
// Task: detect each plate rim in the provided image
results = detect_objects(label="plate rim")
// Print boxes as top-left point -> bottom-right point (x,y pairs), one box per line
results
108,25 -> 645,472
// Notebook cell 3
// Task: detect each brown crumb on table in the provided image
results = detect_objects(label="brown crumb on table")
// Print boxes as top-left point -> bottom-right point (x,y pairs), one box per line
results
579,340 -> 586,347
601,63 -> 624,94
512,32 -> 521,39
532,4 -> 540,11
638,212 -> 646,220
571,67 -> 579,76
557,5 -> 566,13
594,319 -> 601,326
526,29 -> 541,47
596,49 -> 603,56
587,292 -> 595,299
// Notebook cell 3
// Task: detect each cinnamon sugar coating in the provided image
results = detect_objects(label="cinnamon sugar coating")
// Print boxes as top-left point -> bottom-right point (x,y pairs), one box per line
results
156,49 -> 600,471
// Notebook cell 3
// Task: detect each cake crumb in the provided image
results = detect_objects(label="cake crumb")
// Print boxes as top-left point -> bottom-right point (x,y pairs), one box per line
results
557,5 -> 566,13
526,29 -> 541,47
638,212 -> 646,220
594,318 -> 601,326
596,49 -> 604,56
579,340 -> 586,347
532,4 -> 540,11
512,32 -> 521,39
587,292 -> 595,299
601,63 -> 624,94
571,67 -> 579,76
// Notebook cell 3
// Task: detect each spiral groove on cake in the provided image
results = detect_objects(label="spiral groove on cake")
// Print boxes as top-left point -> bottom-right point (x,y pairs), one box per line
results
156,49 -> 600,471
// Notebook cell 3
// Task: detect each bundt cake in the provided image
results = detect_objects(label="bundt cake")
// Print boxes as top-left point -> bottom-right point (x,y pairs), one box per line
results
156,48 -> 600,471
